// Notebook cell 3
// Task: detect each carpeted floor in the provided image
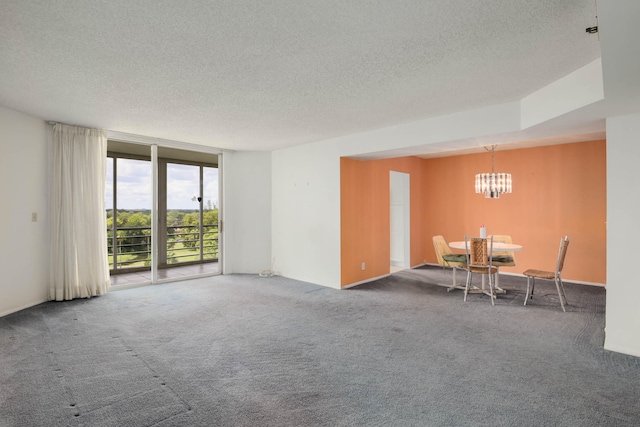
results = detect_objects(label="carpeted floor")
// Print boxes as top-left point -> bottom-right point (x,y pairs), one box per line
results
1,266 -> 639,426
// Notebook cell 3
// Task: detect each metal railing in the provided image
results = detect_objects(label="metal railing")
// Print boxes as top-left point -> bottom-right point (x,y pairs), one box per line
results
108,224 -> 219,270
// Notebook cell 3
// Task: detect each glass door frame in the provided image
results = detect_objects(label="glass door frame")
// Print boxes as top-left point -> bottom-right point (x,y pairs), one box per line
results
160,158 -> 220,268
106,151 -> 154,275
107,133 -> 223,284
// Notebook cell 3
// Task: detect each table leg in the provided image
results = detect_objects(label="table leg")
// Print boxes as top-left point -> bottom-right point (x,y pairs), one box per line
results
494,268 -> 505,294
446,267 -> 465,292
469,271 -> 505,294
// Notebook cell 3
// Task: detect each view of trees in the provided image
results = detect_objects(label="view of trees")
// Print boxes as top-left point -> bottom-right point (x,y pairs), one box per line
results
107,205 -> 219,269
166,208 -> 219,262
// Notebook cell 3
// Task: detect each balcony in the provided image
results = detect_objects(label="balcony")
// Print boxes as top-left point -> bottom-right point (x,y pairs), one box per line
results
109,261 -> 218,286
107,224 -> 219,272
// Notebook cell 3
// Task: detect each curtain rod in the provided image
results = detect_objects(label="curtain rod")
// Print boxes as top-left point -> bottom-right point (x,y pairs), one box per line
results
48,120 -> 93,129
46,121 -> 226,155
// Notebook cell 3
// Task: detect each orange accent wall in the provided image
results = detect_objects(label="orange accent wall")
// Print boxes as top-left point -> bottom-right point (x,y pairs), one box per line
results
340,140 -> 606,287
341,156 -> 430,285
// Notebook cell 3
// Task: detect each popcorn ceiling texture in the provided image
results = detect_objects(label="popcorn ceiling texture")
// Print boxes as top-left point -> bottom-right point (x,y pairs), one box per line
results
0,0 -> 600,150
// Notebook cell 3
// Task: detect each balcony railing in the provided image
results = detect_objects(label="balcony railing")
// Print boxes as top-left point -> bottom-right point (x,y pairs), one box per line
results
107,224 -> 219,270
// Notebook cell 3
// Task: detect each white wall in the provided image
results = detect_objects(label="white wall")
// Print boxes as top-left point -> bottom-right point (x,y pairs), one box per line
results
272,141 -> 342,287
222,151 -> 272,274
341,101 -> 522,159
270,70 -> 602,289
599,0 -> 640,357
605,113 -> 640,357
271,102 -> 524,289
0,106 -> 49,316
520,58 -> 604,129
598,0 -> 640,117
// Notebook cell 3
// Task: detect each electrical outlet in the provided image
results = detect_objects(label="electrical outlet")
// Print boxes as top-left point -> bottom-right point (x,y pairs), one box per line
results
361,262 -> 365,270
31,212 -> 37,222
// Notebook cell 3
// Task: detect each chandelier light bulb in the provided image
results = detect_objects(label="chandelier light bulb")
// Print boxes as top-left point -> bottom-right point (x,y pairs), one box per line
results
475,145 -> 512,198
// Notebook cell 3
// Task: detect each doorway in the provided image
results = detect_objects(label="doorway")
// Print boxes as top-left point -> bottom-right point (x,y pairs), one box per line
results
390,171 -> 410,272
106,141 -> 221,285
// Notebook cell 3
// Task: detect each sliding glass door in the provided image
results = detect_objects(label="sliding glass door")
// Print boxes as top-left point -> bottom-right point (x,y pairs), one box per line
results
106,155 -> 152,272
165,163 -> 219,266
106,141 -> 220,284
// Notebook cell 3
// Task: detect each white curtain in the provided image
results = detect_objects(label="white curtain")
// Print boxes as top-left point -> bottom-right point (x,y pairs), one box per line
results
50,124 -> 110,300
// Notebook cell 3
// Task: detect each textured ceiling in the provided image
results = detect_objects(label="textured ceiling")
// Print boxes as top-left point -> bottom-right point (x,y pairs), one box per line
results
0,0 -> 601,151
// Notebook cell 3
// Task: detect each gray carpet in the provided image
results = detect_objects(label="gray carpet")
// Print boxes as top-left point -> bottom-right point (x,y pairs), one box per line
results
1,266 -> 639,427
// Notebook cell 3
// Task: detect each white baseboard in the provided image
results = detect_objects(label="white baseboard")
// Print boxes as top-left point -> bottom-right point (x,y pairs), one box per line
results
0,298 -> 48,318
341,273 -> 391,289
497,270 -> 605,287
421,263 -> 605,287
342,263 -> 429,289
604,339 -> 640,358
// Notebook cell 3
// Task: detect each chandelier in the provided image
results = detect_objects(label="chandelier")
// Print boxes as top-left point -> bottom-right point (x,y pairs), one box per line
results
475,145 -> 512,198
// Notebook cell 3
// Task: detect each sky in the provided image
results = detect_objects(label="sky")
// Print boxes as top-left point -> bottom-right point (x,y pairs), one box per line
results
105,158 -> 219,210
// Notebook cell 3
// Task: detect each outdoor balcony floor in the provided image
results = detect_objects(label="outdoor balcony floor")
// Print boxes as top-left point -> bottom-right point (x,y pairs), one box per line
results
109,262 -> 219,286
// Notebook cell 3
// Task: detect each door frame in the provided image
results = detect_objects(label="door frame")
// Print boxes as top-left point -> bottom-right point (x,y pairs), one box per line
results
389,170 -> 411,270
106,132 -> 223,282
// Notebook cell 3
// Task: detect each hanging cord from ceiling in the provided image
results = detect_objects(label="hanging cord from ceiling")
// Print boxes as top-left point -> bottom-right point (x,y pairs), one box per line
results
484,145 -> 497,173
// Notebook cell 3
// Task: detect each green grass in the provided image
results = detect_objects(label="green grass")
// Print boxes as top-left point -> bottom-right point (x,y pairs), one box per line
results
109,242 -> 217,269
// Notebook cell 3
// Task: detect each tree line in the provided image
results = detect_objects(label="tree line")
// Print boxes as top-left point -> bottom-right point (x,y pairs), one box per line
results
106,209 -> 219,261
